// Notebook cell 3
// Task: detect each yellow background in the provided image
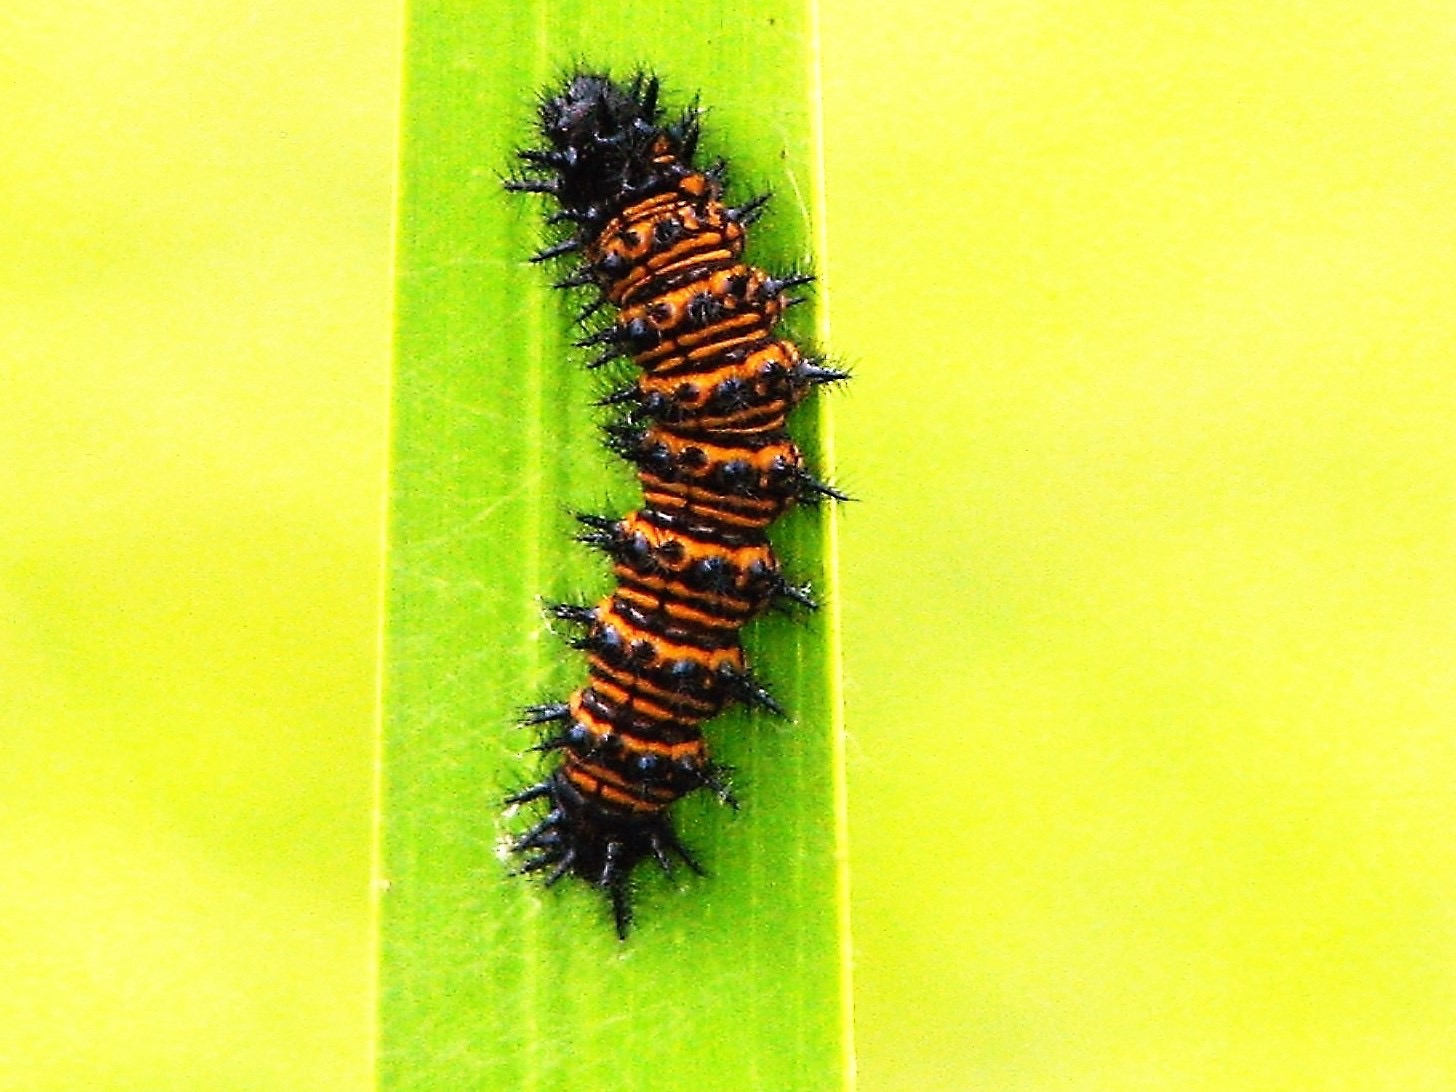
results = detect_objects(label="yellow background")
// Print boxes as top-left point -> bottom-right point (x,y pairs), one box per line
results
825,3 -> 1456,1087
5,1 -> 1456,1088
2,4 -> 395,1086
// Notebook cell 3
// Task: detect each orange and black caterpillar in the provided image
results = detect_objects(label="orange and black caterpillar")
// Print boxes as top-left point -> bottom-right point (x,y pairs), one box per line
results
504,72 -> 846,937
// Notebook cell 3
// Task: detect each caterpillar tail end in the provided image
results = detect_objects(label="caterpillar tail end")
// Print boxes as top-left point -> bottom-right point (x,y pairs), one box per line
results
507,770 -> 701,939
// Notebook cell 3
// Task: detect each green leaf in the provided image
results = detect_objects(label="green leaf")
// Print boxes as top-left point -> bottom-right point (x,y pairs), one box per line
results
378,3 -> 851,1088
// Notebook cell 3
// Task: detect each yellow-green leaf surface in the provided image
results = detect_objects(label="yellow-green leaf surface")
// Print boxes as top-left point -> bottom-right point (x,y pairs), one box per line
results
379,3 -> 850,1089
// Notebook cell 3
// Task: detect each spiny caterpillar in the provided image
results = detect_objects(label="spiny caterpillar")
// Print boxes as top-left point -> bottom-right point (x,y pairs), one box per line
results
504,72 -> 845,937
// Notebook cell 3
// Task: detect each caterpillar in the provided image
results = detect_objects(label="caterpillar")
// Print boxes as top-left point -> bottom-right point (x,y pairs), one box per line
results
504,71 -> 846,938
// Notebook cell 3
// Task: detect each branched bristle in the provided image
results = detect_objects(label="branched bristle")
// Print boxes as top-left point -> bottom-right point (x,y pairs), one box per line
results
726,192 -> 771,224
531,237 -> 581,263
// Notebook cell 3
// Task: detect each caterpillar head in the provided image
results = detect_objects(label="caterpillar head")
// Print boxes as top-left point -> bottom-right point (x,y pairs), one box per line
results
530,72 -> 700,228
542,73 -> 656,146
